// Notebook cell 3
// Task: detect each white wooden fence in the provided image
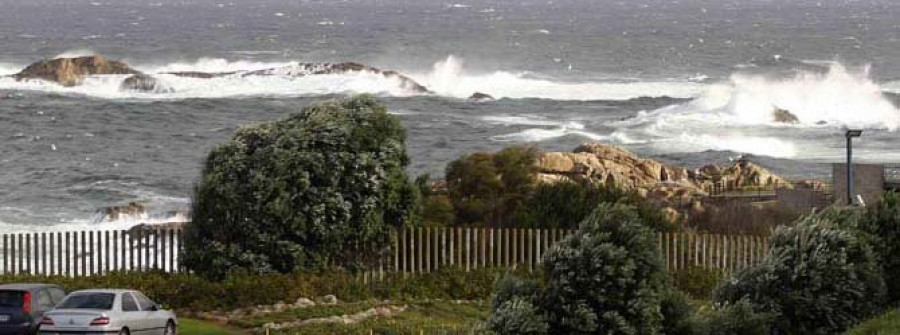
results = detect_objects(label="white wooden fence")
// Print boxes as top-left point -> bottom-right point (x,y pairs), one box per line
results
0,227 -> 767,277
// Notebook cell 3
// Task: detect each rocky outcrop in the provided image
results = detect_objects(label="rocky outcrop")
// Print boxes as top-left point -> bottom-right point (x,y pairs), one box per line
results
537,142 -> 694,190
120,74 -> 174,93
772,107 -> 799,124
696,156 -> 789,188
468,92 -> 495,101
13,55 -> 430,94
536,142 -> 793,217
167,62 -> 430,94
14,55 -> 140,86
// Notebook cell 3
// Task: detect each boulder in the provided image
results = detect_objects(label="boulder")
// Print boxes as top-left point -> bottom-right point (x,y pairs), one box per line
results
320,295 -> 338,305
294,297 -> 315,308
772,107 -> 799,124
536,142 -> 794,217
14,55 -> 140,86
120,74 -> 174,93
468,92 -> 495,101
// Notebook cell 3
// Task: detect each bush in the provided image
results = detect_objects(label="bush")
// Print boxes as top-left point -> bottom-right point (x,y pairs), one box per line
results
183,95 -> 419,279
669,266 -> 725,300
488,203 -> 668,334
861,192 -> 900,304
445,146 -> 537,227
488,298 -> 549,335
715,215 -> 887,334
660,289 -> 700,335
703,299 -> 774,335
519,180 -> 674,231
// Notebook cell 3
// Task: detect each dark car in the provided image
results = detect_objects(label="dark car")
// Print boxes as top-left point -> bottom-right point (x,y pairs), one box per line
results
0,284 -> 67,335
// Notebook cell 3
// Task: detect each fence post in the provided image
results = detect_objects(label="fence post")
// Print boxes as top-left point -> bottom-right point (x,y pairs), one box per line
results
2,234 -> 7,275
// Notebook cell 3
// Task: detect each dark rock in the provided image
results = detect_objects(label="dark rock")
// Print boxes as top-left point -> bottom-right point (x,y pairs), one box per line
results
772,106 -> 799,124
120,74 -> 174,93
14,55 -> 141,86
468,92 -> 495,101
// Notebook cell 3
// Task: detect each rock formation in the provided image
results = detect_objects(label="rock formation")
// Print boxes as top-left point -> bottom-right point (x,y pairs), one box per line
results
536,142 -> 792,216
168,62 -> 430,94
468,92 -> 495,101
772,106 -> 799,124
120,74 -> 174,93
12,55 -> 431,94
14,55 -> 140,86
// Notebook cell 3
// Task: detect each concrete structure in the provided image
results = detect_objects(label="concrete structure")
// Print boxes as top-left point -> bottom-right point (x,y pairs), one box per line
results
776,187 -> 831,213
833,163 -> 886,206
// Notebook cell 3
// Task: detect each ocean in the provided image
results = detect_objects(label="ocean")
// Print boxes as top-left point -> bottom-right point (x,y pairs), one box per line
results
1,0 -> 899,231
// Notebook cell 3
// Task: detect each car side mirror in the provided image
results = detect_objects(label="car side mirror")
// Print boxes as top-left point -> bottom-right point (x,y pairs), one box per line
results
149,305 -> 159,311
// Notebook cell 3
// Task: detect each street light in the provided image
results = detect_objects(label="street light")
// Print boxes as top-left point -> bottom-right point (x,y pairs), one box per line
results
846,129 -> 863,206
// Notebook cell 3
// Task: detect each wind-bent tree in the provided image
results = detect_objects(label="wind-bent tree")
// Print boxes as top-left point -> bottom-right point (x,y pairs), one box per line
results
182,95 -> 419,279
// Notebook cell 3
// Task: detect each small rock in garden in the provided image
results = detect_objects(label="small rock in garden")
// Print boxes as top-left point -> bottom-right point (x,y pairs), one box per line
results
294,297 -> 315,308
322,294 -> 338,305
375,306 -> 393,317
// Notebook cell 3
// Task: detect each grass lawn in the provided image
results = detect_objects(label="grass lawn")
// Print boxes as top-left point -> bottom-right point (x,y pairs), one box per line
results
846,309 -> 900,335
180,318 -> 245,335
214,300 -> 489,335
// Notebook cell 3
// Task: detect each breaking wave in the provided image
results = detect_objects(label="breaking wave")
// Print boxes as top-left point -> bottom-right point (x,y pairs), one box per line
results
0,55 -> 707,101
416,55 -> 707,101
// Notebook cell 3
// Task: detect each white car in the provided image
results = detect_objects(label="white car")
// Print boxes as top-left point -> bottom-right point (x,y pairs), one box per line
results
38,289 -> 176,335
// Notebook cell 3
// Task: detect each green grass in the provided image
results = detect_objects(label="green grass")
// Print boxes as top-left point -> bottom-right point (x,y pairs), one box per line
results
228,300 -> 490,334
179,318 -> 245,335
846,309 -> 900,335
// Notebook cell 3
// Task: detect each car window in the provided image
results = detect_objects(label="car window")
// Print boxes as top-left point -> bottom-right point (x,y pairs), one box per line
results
0,291 -> 24,308
48,288 -> 67,305
57,293 -> 115,310
133,292 -> 154,311
37,289 -> 54,309
121,293 -> 139,312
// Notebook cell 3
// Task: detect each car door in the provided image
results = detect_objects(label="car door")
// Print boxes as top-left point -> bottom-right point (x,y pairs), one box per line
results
133,292 -> 165,335
120,293 -> 148,334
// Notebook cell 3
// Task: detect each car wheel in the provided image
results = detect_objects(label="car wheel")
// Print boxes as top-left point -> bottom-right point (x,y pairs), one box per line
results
119,327 -> 130,335
164,321 -> 176,335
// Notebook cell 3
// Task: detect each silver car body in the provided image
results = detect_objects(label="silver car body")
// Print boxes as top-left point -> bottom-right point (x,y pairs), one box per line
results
38,289 -> 176,335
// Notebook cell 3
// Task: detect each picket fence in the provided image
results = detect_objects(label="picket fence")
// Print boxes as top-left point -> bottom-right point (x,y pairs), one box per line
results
0,227 -> 768,277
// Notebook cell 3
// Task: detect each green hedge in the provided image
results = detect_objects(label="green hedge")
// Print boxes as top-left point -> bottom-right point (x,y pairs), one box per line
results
0,267 -> 530,312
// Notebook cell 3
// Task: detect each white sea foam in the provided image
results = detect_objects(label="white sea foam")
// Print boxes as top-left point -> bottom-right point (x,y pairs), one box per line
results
415,55 -> 707,101
605,63 -> 900,158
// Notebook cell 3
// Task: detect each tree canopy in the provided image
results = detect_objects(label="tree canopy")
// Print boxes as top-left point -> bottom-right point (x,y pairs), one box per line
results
182,95 -> 419,279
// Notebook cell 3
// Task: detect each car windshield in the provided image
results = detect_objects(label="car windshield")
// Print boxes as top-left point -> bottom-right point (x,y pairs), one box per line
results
0,291 -> 24,308
57,293 -> 115,310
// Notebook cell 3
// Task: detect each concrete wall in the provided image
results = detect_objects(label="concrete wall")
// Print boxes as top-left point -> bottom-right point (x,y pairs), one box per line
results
833,163 -> 884,206
776,188 -> 830,213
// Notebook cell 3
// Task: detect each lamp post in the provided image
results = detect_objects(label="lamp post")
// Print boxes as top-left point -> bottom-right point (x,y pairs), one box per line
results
846,129 -> 863,206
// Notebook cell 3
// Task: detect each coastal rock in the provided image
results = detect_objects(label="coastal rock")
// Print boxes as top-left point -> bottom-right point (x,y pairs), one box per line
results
14,55 -> 140,86
536,142 -> 792,218
468,92 -> 495,101
772,107 -> 799,124
120,74 -> 174,93
167,62 -> 430,94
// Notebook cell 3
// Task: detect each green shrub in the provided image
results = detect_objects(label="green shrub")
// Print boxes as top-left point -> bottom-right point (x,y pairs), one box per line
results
862,192 -> 900,304
715,215 -> 887,334
445,146 -> 538,227
183,95 -> 420,279
669,266 -> 725,300
488,298 -> 549,335
519,180 -> 674,231
660,289 -> 700,335
488,203 -> 668,334
703,299 -> 774,335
